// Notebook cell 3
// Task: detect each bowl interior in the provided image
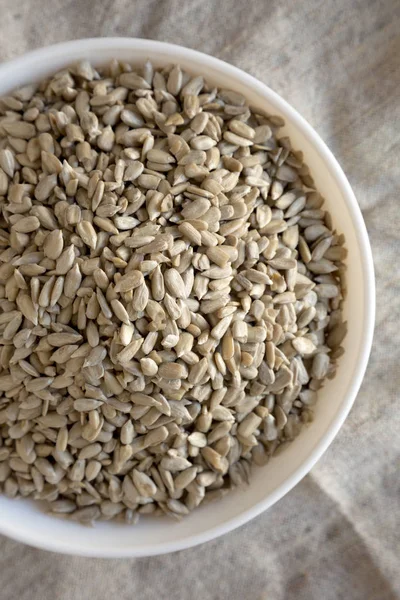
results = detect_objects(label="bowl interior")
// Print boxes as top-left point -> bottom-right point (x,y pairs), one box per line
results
0,39 -> 374,557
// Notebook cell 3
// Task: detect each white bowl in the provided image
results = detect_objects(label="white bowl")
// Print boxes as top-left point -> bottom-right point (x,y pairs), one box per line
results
0,38 -> 375,557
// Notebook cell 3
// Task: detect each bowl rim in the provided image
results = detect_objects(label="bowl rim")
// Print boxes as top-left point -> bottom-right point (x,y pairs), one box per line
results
0,37 -> 375,557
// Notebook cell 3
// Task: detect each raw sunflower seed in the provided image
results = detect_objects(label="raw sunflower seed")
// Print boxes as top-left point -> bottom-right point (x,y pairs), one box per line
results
0,59 -> 345,525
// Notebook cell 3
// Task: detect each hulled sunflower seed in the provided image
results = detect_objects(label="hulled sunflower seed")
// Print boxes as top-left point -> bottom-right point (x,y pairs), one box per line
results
0,59 -> 345,525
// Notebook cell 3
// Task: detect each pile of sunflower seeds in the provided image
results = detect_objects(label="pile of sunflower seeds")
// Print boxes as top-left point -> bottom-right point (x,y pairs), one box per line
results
0,59 -> 347,524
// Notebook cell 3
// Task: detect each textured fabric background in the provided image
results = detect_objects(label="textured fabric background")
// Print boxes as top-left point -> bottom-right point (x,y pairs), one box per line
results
0,0 -> 399,598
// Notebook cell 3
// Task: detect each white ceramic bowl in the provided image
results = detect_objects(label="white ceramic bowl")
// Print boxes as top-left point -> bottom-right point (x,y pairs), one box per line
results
0,38 -> 375,557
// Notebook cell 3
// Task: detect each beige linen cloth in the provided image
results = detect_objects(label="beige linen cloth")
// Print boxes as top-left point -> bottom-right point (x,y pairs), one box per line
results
0,0 -> 399,598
